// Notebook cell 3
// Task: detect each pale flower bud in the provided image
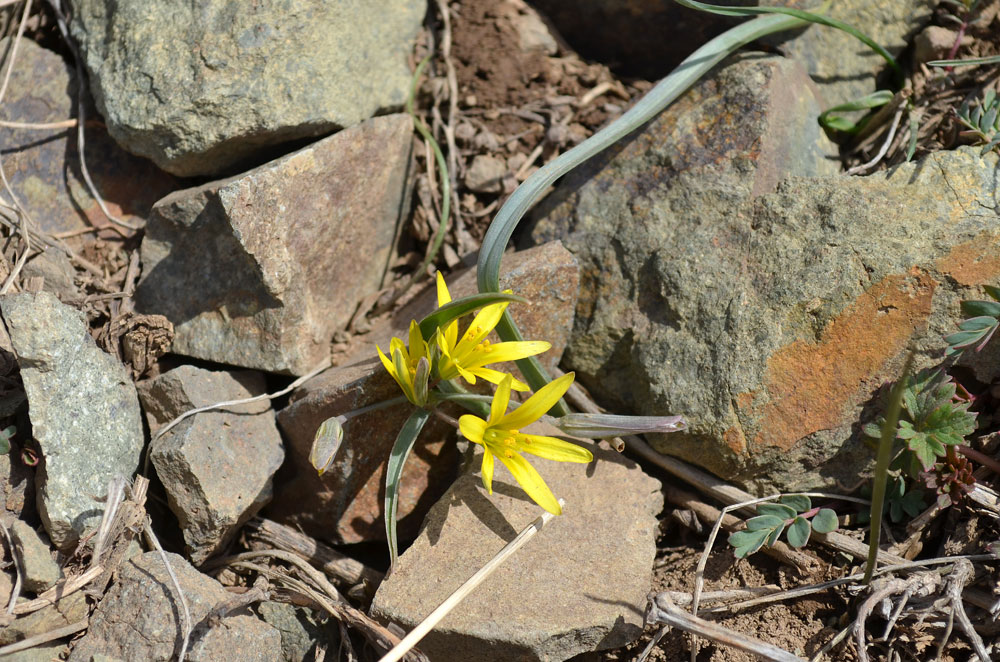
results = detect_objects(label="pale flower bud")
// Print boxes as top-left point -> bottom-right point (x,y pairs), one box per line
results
310,415 -> 346,475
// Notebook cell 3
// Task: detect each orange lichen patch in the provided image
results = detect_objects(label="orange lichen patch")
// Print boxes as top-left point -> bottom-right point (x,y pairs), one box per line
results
723,425 -> 747,455
736,391 -> 754,410
753,269 -> 936,451
935,231 -> 1000,286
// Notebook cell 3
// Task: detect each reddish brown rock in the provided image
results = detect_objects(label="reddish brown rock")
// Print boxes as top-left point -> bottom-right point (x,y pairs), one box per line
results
135,114 -> 414,375
0,37 -> 175,241
267,241 -> 579,544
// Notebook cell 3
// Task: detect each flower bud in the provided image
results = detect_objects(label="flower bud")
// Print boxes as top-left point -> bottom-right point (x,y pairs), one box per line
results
552,413 -> 687,439
412,356 -> 431,407
310,415 -> 346,475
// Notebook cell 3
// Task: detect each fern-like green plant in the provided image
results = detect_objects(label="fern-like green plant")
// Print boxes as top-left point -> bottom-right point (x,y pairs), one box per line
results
864,370 -> 977,472
944,284 -> 1000,355
956,89 -> 1000,154
728,495 -> 838,558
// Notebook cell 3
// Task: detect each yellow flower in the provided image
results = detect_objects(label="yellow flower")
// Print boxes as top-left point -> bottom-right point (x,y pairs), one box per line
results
458,372 -> 593,514
435,272 -> 549,391
377,320 -> 431,406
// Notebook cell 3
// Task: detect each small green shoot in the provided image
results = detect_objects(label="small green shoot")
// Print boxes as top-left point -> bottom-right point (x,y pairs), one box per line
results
944,285 -> 1000,355
955,89 -> 1000,155
857,476 -> 926,524
0,425 -> 14,454
818,90 -> 894,134
728,495 -> 838,559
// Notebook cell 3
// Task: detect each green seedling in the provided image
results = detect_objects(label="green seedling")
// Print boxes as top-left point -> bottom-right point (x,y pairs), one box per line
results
944,285 -> 1000,356
728,495 -> 839,559
857,475 -> 926,524
955,89 -> 1000,155
0,425 -> 14,454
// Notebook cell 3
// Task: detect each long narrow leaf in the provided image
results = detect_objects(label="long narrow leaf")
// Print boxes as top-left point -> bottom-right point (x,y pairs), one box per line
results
385,408 -> 431,570
418,292 -> 525,340
673,0 -> 901,79
927,54 -> 1000,68
477,10 -> 811,408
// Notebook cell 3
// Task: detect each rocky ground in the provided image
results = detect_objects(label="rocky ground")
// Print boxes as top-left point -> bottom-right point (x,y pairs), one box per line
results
0,1 -> 999,661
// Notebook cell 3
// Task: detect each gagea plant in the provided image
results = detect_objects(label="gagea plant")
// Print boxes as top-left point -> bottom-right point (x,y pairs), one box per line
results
312,273 -> 686,566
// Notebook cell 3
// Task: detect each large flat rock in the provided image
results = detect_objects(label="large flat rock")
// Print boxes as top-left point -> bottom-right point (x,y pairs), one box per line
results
0,293 -> 144,548
135,114 -> 414,375
70,0 -> 425,176
371,428 -> 662,662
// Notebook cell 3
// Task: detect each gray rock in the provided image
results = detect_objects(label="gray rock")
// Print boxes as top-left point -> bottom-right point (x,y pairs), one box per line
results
371,424 -> 661,662
70,0 -> 425,176
269,242 -> 579,544
138,366 -> 283,565
0,37 -> 175,240
0,592 -> 88,645
257,601 -> 335,662
68,551 -> 282,662
912,25 -> 969,66
0,293 -> 143,548
0,643 -> 68,662
761,0 -> 933,106
9,520 -> 61,593
135,114 -> 414,375
531,94 -> 1000,494
465,154 -> 507,194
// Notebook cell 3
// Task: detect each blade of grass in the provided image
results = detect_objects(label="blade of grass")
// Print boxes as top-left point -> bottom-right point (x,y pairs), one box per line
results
863,354 -> 913,584
418,292 -> 525,340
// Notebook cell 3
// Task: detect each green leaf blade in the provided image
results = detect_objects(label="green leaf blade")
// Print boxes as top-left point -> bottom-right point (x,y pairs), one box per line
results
385,408 -> 432,570
786,516 -> 812,548
418,292 -> 526,340
811,508 -> 839,534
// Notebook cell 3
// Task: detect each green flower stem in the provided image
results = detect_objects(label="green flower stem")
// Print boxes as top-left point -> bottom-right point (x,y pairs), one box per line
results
341,395 -> 410,422
864,354 -> 913,585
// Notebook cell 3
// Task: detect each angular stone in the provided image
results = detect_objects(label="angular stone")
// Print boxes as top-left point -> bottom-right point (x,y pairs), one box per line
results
257,601 -> 335,662
138,366 -> 283,565
68,551 -> 282,662
135,114 -> 413,375
0,293 -> 144,548
0,593 -> 88,645
371,425 -> 662,662
9,520 -> 61,593
760,0 -> 932,105
465,154 -> 506,193
70,0 -> 425,176
532,126 -> 1000,490
268,242 -> 579,544
0,37 -> 175,240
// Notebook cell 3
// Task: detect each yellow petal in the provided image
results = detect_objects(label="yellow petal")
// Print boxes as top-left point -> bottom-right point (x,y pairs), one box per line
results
435,272 -> 452,306
481,449 -> 495,494
469,340 -> 550,366
459,415 -> 487,444
517,435 -> 594,463
490,374 -> 513,424
499,372 -> 575,430
408,320 -> 425,361
496,452 -> 561,515
470,367 -> 530,391
376,345 -> 396,378
459,302 -> 508,349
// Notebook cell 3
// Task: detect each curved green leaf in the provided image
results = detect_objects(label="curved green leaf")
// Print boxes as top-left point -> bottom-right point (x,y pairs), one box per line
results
477,10 -> 811,407
960,300 -> 1000,318
673,0 -> 900,79
811,508 -> 839,534
786,516 -> 812,548
385,408 -> 431,570
818,90 -> 894,134
418,292 -> 526,340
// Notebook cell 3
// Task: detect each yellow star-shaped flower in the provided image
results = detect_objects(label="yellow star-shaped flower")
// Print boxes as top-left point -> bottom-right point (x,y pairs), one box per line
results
459,372 -> 593,514
435,273 -> 549,391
